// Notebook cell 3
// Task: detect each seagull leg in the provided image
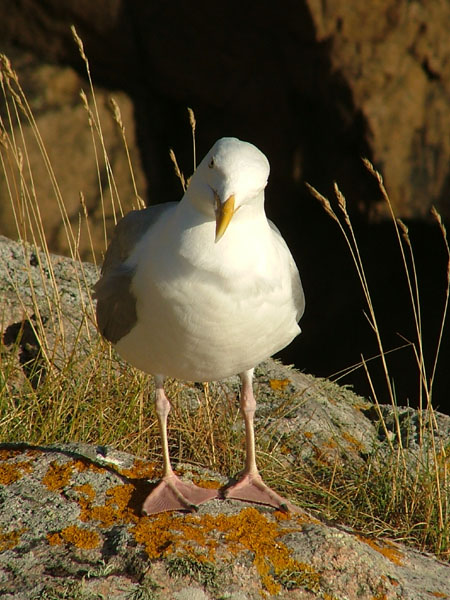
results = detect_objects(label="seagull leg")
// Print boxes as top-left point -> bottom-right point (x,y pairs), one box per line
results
224,369 -> 299,512
142,376 -> 218,515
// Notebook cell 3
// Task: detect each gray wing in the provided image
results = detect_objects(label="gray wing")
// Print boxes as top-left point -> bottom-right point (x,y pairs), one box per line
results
269,220 -> 305,322
94,203 -> 176,344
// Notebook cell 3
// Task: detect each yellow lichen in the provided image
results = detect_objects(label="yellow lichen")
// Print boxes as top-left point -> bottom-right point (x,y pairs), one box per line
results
74,482 -> 96,503
133,512 -> 177,559
357,536 -> 404,566
0,449 -> 22,460
76,483 -> 137,528
26,449 -> 42,458
47,525 -> 99,549
192,478 -> 221,489
132,507 -> 317,594
72,459 -> 106,474
119,459 -> 158,479
0,460 -> 33,485
106,483 -> 136,513
342,431 -> 364,451
0,528 -> 26,551
42,461 -> 73,491
269,378 -> 291,391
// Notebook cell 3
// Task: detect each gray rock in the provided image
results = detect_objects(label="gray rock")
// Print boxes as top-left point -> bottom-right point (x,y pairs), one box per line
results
173,587 -> 210,600
0,443 -> 449,599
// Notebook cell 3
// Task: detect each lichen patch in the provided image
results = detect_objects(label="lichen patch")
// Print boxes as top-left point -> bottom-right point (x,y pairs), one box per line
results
47,524 -> 100,550
357,535 -> 404,566
0,459 -> 33,485
76,482 -> 138,528
0,527 -> 27,552
42,460 -> 73,491
132,507 -> 317,595
72,459 -> 107,474
118,458 -> 157,479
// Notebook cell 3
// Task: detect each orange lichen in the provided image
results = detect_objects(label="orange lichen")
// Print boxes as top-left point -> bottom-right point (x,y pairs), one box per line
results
342,431 -> 364,451
216,508 -> 316,594
106,483 -> 135,513
323,437 -> 338,449
72,459 -> 106,474
74,482 -> 96,503
357,536 -> 404,566
76,483 -> 137,528
47,525 -> 100,549
42,461 -> 73,491
269,378 -> 291,391
133,512 -> 178,559
192,478 -> 221,489
119,459 -> 158,479
383,575 -> 399,586
0,528 -> 26,551
430,593 -> 449,598
0,449 -> 22,460
132,507 -> 317,594
25,449 -> 42,458
0,460 -> 33,485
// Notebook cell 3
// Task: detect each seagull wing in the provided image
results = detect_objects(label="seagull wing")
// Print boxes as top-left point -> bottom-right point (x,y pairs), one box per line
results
94,203 -> 176,344
268,220 -> 305,322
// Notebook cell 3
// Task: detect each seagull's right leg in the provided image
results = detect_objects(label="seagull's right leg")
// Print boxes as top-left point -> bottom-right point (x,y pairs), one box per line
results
142,376 -> 218,515
223,369 -> 300,512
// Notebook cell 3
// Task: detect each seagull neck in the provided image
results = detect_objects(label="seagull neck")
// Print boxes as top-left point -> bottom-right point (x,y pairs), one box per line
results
182,184 -> 215,220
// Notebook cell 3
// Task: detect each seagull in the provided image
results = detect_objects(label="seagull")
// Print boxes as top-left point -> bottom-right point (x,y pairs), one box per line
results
94,137 -> 305,515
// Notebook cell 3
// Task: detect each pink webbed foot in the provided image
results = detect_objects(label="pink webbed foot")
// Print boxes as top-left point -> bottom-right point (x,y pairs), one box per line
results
224,472 -> 300,513
142,473 -> 219,515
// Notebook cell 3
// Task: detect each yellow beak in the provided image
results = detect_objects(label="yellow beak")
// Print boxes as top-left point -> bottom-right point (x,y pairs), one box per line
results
215,194 -> 235,242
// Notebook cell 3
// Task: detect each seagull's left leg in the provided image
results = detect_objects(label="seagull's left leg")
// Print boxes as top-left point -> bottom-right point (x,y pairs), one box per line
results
142,376 -> 218,515
224,369 -> 299,512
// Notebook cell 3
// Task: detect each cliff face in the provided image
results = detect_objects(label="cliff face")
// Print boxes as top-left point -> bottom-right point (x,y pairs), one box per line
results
1,0 -> 450,221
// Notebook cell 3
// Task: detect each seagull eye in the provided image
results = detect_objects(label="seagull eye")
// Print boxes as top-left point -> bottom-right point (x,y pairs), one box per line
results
208,158 -> 215,169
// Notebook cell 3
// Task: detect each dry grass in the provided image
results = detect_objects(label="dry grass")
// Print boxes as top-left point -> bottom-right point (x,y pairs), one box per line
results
0,30 -> 449,561
307,171 -> 450,558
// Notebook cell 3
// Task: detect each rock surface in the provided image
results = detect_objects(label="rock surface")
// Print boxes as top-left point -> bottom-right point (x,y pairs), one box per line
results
1,438 -> 449,600
0,50 -> 147,262
1,226 -> 450,597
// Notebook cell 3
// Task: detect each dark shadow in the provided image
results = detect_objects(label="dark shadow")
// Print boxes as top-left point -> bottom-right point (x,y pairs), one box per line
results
3,316 -> 47,389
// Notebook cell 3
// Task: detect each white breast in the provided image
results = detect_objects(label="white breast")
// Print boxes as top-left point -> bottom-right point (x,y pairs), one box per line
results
115,199 -> 301,381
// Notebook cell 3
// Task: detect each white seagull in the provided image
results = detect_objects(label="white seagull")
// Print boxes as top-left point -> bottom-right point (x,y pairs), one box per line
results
94,137 -> 305,515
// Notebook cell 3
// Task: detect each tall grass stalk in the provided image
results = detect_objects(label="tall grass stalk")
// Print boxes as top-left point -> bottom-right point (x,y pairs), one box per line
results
307,168 -> 450,556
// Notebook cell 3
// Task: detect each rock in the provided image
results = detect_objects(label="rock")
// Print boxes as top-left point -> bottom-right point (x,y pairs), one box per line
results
0,234 -> 98,391
1,442 -> 449,599
308,0 -> 450,219
0,50 -> 147,261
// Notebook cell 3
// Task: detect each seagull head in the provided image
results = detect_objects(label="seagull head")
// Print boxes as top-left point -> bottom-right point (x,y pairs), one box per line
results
187,137 -> 270,242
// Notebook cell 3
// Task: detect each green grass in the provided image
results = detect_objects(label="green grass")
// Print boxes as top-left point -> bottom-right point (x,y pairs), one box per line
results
0,28 -> 449,561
